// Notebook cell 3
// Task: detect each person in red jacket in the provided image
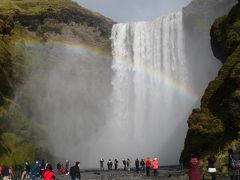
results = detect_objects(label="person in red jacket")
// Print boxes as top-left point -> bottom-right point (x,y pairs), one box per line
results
188,155 -> 202,180
0,165 -> 2,177
43,164 -> 56,180
145,157 -> 152,176
152,158 -> 159,176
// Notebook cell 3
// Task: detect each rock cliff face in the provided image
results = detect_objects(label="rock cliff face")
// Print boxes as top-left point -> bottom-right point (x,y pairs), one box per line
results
181,2 -> 240,174
183,0 -> 237,36
182,0 -> 237,95
0,0 -> 114,167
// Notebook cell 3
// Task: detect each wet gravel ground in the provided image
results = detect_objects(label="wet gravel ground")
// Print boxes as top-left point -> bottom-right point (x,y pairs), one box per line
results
56,169 -> 184,180
53,168 -> 229,180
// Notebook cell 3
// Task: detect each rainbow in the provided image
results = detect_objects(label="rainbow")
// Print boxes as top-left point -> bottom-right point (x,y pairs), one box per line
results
18,36 -> 199,101
112,58 -> 199,101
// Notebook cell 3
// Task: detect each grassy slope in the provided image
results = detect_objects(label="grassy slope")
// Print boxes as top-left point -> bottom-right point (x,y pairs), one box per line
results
0,0 -> 114,168
0,0 -> 115,51
0,23 -> 39,167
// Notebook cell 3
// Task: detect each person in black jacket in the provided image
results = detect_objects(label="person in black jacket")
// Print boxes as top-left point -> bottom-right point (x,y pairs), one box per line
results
140,159 -> 145,172
207,156 -> 216,180
21,162 -> 30,179
114,159 -> 119,170
135,159 -> 140,172
70,162 -> 81,180
227,149 -> 240,180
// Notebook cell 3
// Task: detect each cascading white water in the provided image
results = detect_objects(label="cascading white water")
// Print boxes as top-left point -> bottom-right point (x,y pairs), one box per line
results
14,11 -> 221,168
109,12 -> 197,165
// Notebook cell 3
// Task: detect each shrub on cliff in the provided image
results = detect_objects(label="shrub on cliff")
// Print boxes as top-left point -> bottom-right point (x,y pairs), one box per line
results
181,3 -> 240,173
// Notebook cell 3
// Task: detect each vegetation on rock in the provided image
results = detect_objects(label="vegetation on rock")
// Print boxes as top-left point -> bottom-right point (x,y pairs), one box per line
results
211,3 -> 240,63
0,0 -> 114,169
0,0 -> 114,51
181,2 -> 240,175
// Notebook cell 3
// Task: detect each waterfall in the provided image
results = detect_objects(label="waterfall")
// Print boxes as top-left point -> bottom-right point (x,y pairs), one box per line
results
14,11 -> 220,168
110,12 -> 196,165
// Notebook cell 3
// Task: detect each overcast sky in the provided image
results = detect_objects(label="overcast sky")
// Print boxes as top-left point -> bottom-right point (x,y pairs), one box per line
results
74,0 -> 192,23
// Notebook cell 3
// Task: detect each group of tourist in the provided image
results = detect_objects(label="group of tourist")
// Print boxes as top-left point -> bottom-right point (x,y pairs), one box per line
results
1,148 -> 240,180
0,166 -> 14,180
0,160 -> 81,180
188,149 -> 240,180
99,157 -> 159,176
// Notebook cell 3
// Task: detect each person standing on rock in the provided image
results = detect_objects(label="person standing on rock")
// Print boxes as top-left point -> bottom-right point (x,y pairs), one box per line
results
135,159 -> 140,172
114,159 -> 119,170
188,155 -> 202,180
99,159 -> 104,170
152,158 -> 159,176
122,159 -> 127,170
127,158 -> 131,171
145,157 -> 152,176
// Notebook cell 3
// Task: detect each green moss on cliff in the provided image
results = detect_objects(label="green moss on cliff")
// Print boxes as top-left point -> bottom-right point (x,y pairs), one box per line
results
0,0 -> 114,168
0,23 -> 40,167
0,133 -> 37,166
211,3 -> 240,63
182,3 -> 240,173
0,0 -> 114,52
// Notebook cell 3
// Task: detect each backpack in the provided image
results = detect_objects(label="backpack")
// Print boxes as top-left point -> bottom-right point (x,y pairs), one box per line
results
230,155 -> 240,169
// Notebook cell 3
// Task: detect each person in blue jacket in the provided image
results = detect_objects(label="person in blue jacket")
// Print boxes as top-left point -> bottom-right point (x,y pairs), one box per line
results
31,161 -> 40,180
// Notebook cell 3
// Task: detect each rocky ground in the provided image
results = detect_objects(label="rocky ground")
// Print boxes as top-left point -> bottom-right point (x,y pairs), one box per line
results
53,168 -> 230,180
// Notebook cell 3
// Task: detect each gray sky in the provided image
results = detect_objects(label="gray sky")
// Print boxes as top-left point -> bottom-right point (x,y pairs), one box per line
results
74,0 -> 192,22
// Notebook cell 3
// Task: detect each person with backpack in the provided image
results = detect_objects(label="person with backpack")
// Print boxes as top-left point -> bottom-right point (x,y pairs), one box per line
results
227,149 -> 240,180
114,159 -> 119,170
43,164 -> 56,180
145,157 -> 151,176
208,155 -> 217,180
31,161 -> 40,180
107,160 -> 113,170
70,161 -> 81,180
140,159 -> 145,172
